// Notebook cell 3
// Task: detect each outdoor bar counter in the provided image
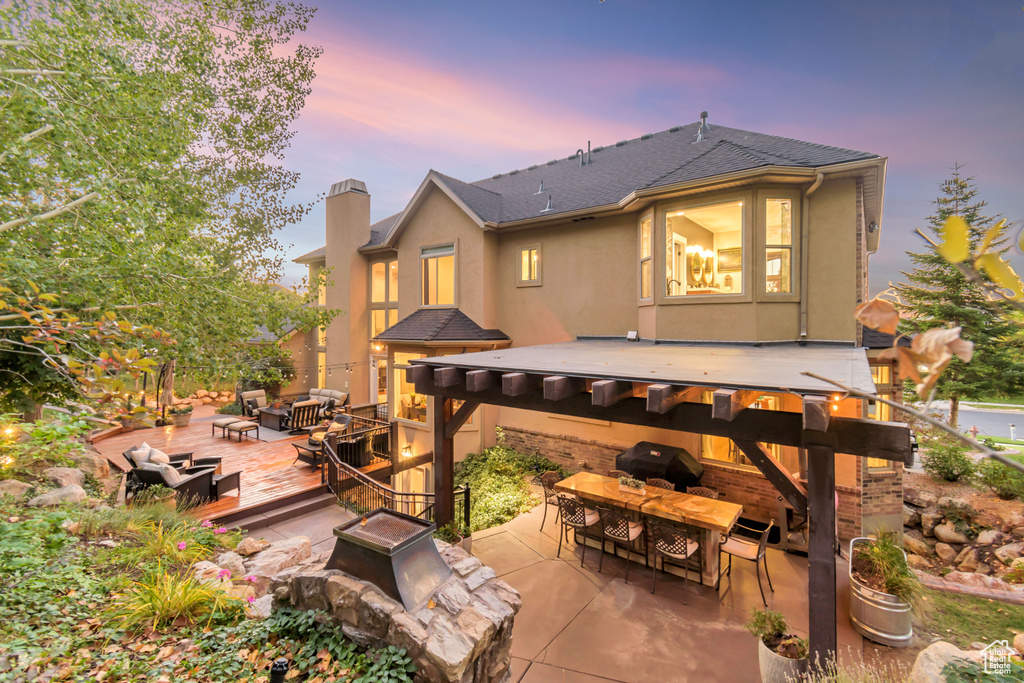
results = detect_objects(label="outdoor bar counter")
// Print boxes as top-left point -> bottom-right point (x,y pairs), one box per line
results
555,471 -> 742,585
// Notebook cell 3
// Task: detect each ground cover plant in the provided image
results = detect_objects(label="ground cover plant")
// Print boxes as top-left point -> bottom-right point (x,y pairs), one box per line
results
915,588 -> 1024,650
0,499 -> 414,681
455,437 -> 568,533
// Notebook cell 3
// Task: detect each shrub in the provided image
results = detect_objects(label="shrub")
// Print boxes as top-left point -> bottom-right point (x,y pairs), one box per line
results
109,567 -> 243,631
942,658 -> 1024,682
0,413 -> 92,479
975,459 -> 1024,500
167,404 -> 193,415
746,608 -> 807,660
922,439 -> 975,482
216,402 -> 244,415
939,500 -> 977,535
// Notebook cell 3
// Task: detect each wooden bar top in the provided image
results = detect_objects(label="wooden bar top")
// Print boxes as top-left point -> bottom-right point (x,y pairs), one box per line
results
555,472 -> 743,534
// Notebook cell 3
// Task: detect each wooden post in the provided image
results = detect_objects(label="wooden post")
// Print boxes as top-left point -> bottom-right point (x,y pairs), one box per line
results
807,445 -> 837,669
389,420 -> 399,477
433,396 -> 455,525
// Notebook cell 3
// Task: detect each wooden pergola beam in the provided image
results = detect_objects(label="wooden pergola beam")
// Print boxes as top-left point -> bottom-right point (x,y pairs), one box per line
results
803,396 -> 831,432
646,384 -> 704,414
434,366 -> 463,388
443,400 -> 480,440
712,389 -> 761,421
432,397 -> 455,525
502,372 -> 543,397
543,375 -> 586,402
592,380 -> 635,407
466,370 -> 500,392
733,440 -> 808,513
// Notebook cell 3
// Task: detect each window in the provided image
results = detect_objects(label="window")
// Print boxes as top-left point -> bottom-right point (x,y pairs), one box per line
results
517,245 -> 541,286
370,259 -> 398,339
421,244 -> 455,306
699,392 -> 801,474
665,200 -> 743,297
639,215 -> 652,300
867,363 -> 897,469
317,351 -> 326,389
393,352 -> 427,424
765,198 -> 793,293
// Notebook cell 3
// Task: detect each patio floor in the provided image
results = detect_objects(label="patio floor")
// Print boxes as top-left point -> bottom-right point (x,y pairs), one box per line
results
472,502 -> 864,683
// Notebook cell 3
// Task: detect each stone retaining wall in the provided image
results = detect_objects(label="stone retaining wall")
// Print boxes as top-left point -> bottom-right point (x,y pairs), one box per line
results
270,540 -> 520,683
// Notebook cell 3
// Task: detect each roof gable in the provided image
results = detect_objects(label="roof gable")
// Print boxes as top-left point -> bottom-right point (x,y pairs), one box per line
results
373,308 -> 509,343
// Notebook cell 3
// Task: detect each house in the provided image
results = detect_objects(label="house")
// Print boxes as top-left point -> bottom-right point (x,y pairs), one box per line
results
295,113 -> 903,541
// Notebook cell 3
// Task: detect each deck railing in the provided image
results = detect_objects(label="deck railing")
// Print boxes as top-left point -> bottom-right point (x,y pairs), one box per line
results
324,438 -> 470,528
348,402 -> 389,422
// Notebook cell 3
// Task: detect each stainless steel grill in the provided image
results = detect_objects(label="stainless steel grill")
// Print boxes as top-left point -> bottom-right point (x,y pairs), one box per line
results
346,512 -> 425,550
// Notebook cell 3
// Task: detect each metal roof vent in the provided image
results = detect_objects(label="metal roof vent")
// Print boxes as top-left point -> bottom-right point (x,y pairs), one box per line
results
695,111 -> 711,142
540,195 -> 554,212
535,180 -> 545,194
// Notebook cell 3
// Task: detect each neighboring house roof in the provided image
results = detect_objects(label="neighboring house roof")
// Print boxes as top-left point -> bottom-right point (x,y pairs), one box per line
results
862,328 -> 912,349
250,324 -> 297,344
373,309 -> 510,343
294,245 -> 326,263
297,120 -> 883,261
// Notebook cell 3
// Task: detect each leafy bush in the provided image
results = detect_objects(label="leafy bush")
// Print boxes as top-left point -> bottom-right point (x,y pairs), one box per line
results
455,443 -> 567,532
922,439 -> 976,482
854,532 -> 921,604
167,404 -> 193,415
942,658 -> 1024,682
237,345 -> 295,396
939,500 -> 978,536
0,413 -> 93,478
216,402 -> 244,415
975,458 -> 1024,500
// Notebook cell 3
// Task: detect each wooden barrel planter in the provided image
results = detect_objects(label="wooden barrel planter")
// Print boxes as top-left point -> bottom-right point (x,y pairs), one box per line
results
848,537 -> 913,647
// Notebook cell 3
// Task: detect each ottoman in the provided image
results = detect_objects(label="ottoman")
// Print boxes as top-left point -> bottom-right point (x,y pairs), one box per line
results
212,416 -> 241,438
226,421 -> 259,442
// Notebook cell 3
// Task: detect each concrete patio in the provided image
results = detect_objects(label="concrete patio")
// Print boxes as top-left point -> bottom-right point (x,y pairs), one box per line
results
471,501 -> 864,683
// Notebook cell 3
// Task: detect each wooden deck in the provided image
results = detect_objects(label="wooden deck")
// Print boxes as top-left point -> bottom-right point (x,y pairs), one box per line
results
94,417 -> 326,522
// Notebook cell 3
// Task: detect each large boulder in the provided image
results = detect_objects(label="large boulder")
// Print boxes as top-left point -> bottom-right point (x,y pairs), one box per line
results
976,529 -> 1006,546
904,487 -> 937,508
28,484 -> 86,507
998,510 -> 1024,533
903,534 -> 932,557
909,641 -> 981,683
934,522 -> 971,545
235,537 -> 272,556
935,542 -> 958,564
43,467 -> 85,489
994,543 -> 1024,566
244,536 -> 312,589
903,504 -> 921,528
921,511 -> 943,537
69,452 -> 110,480
956,548 -> 981,573
0,480 -> 32,498
216,551 -> 246,578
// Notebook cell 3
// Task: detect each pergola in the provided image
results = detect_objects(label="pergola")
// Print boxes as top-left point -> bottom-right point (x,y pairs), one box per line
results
407,338 -> 912,665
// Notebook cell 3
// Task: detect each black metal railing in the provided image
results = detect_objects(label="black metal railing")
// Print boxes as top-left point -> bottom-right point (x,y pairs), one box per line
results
324,439 -> 469,527
333,421 -> 392,469
348,402 -> 389,422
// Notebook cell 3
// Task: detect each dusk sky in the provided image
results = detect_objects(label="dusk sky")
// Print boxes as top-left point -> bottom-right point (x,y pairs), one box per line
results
276,1 -> 1024,295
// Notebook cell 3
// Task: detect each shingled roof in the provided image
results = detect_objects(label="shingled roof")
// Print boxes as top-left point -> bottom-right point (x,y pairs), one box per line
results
862,328 -> 912,349
373,309 -> 510,344
299,119 -> 881,257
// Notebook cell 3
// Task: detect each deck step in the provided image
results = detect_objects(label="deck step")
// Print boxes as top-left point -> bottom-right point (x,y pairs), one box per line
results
214,487 -> 335,530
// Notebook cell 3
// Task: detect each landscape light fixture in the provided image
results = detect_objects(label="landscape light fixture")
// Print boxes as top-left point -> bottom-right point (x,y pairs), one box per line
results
626,330 -> 640,342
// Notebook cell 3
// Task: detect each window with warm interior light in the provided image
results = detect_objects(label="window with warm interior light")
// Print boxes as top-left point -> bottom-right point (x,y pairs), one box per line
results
699,392 -> 800,473
867,363 -> 897,469
421,244 -> 455,306
765,198 -> 793,293
517,245 -> 541,286
393,351 -> 427,424
639,215 -> 652,300
370,259 -> 398,339
665,200 -> 743,297
317,352 -> 326,389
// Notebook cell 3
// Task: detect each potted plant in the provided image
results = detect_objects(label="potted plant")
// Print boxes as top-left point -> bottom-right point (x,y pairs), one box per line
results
746,608 -> 808,683
167,404 -> 193,427
618,475 -> 645,496
116,396 -> 148,432
849,531 -> 920,648
434,521 -> 472,552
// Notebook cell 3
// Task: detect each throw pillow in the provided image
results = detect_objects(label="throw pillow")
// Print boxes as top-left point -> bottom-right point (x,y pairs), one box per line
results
134,442 -> 152,463
155,462 -> 181,486
148,449 -> 170,465
327,421 -> 347,435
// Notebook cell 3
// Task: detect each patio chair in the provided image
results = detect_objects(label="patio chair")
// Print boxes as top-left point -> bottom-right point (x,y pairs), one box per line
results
596,507 -> 648,584
607,469 -> 629,479
719,519 -> 774,606
123,444 -> 192,469
307,414 -> 353,448
212,470 -> 241,501
649,520 -> 701,602
686,486 -> 719,500
285,399 -> 320,434
131,464 -> 216,507
538,471 -> 563,531
555,495 -> 600,567
646,477 -> 675,491
240,390 -> 267,419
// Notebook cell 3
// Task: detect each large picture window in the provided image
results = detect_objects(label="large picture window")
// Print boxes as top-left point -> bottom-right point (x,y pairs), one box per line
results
393,352 -> 427,424
370,259 -> 398,338
665,200 -> 743,297
639,215 -> 652,300
421,244 -> 455,306
765,198 -> 793,293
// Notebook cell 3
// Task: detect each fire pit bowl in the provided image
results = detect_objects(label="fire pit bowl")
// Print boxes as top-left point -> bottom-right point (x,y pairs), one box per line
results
326,508 -> 452,611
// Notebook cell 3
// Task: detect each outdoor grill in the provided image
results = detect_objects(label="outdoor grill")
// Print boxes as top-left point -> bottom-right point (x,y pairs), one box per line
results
326,508 -> 452,611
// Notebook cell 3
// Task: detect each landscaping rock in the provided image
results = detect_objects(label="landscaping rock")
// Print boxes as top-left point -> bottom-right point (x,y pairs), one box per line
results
998,510 -> 1024,533
921,511 -> 943,537
424,613 -> 475,682
208,391 -> 219,399
907,554 -> 932,569
995,542 -> 1024,566
434,577 -> 472,615
28,484 -> 86,507
325,574 -> 368,624
903,504 -> 921,528
956,549 -> 981,573
1013,527 -> 1024,540
358,590 -> 401,638
903,534 -> 932,556
69,452 -> 111,480
244,535 -> 312,579
1015,634 -> 1024,656
201,397 -> 213,405
248,594 -> 273,619
903,487 -> 936,508
935,543 -> 958,564
193,561 -> 224,582
0,480 -> 32,498
934,522 -> 971,545
909,641 -> 981,683
43,467 -> 85,489
235,537 -> 272,556
976,529 -> 1006,546
216,551 -> 245,578
936,496 -> 956,510
196,389 -> 209,398
97,539 -> 117,548
388,611 -> 428,660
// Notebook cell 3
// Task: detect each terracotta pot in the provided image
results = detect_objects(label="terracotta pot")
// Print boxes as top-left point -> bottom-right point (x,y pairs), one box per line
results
757,639 -> 808,683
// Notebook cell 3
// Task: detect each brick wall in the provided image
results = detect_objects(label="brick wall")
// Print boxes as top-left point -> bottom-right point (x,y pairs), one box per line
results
700,461 -> 785,524
497,425 -> 626,475
837,485 -> 860,541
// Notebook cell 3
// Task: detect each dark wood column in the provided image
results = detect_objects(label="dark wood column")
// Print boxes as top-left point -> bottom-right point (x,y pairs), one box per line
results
432,396 -> 455,525
807,445 -> 837,668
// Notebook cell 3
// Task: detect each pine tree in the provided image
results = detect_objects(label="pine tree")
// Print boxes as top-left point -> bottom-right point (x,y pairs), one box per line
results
893,165 -> 1024,427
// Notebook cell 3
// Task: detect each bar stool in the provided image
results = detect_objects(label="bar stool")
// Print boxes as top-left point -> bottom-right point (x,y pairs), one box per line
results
596,507 -> 648,583
555,495 -> 600,567
649,520 -> 701,602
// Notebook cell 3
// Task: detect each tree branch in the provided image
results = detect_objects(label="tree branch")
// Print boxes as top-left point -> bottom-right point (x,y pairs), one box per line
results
0,302 -> 162,323
803,371 -> 1024,474
0,191 -> 100,233
0,124 -> 53,164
